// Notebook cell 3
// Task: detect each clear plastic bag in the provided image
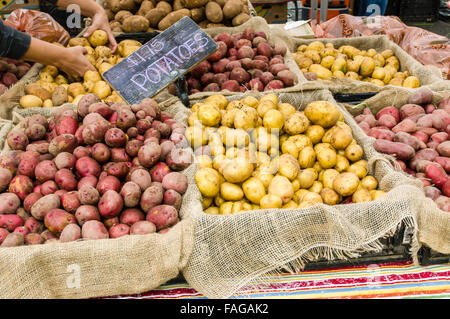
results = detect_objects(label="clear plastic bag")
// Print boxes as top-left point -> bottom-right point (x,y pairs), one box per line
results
3,9 -> 70,46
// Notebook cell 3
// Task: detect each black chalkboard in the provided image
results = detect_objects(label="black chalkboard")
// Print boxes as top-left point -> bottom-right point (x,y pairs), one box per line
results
103,17 -> 218,105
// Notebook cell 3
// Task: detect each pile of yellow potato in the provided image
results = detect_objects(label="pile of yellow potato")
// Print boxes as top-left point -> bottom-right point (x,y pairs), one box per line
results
19,30 -> 144,108
187,94 -> 387,215
293,41 -> 420,88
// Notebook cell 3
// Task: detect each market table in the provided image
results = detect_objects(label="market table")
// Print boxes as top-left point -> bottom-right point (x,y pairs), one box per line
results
104,261 -> 450,299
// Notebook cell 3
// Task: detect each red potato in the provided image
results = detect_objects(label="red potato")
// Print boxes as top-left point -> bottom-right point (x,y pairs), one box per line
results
373,139 -> 415,161
9,175 -> 33,200
392,119 -> 416,134
130,168 -> 152,191
55,117 -> 78,136
14,226 -> 29,236
77,93 -> 101,117
115,108 -> 137,131
264,80 -> 284,91
140,182 -> 164,212
0,228 -> 8,245
229,67 -> 250,84
1,232 -> 24,247
273,44 -> 287,56
103,217 -> 119,229
77,175 -> 98,190
2,72 -> 18,86
137,142 -> 161,168
127,127 -> 138,138
248,78 -> 264,92
215,33 -> 233,48
425,162 -> 449,188
358,121 -> 370,134
377,114 -> 397,129
130,220 -> 156,235
166,148 -> 193,171
106,162 -> 130,179
235,39 -> 252,50
110,148 -> 131,163
435,196 -> 450,212
91,143 -> 111,163
54,189 -> 67,197
191,60 -> 211,79
399,104 -> 425,120
412,131 -> 429,144
414,160 -> 432,173
425,104 -> 436,114
61,191 -> 81,213
44,208 -> 76,234
212,73 -> 228,87
55,169 -> 77,191
30,194 -> 60,220
59,223 -> 81,243
221,80 -> 240,92
212,59 -> 231,75
26,124 -> 46,141
26,142 -> 49,155
268,63 -> 288,75
104,128 -> 126,148
24,233 -> 44,245
200,72 -> 214,86
75,205 -> 100,226
208,41 -> 227,63
136,119 -> 152,135
203,83 -> 220,92
0,214 -> 24,231
23,192 -> 42,213
152,120 -> 171,138
437,141 -> 450,157
98,190 -> 123,218
40,180 -> 58,196
418,127 -> 439,136
431,132 -> 448,144
162,172 -> 188,194
432,109 -> 450,129
81,220 -> 109,240
259,72 -> 275,86
393,132 -> 426,150
97,176 -> 121,196
0,155 -> 17,175
48,134 -> 78,156
395,159 -> 407,172
435,157 -> 450,173
256,42 -> 272,57
76,156 -> 101,177
276,70 -> 297,87
73,146 -> 91,159
242,27 -> 255,41
150,162 -> 171,183
0,168 -> 14,192
424,186 -> 441,200
27,114 -> 48,130
120,181 -> 141,208
409,87 -> 433,105
34,160 -> 57,183
225,60 -> 242,71
88,102 -> 113,119
240,58 -> 254,70
54,152 -> 76,170
17,151 -> 40,178
144,128 -> 161,141
236,46 -> 255,60
109,223 -> 130,238
163,189 -> 182,210
146,205 -> 179,231
120,208 -> 145,226
78,184 -> 100,205
7,129 -> 28,151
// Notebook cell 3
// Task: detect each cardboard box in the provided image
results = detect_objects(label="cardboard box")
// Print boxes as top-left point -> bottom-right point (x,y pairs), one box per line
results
252,2 -> 288,24
0,0 -> 40,14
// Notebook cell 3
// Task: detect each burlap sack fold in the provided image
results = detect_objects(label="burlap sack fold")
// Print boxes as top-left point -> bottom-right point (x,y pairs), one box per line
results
0,63 -> 43,120
288,35 -> 449,95
159,88 -> 429,299
339,89 -> 450,256
0,104 -> 196,299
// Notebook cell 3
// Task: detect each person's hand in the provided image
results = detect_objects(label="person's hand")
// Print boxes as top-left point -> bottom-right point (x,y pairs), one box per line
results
55,46 -> 95,79
84,11 -> 118,53
447,1 -> 450,9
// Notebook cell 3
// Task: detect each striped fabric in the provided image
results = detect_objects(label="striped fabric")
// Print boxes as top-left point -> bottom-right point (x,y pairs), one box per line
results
107,261 -> 450,299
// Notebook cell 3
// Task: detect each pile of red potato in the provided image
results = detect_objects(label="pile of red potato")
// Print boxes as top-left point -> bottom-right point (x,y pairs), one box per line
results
356,88 -> 450,211
0,58 -> 32,95
169,27 -> 298,94
0,93 -> 193,247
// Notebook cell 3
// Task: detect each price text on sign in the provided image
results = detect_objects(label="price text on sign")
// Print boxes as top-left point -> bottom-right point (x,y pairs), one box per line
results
103,17 -> 218,105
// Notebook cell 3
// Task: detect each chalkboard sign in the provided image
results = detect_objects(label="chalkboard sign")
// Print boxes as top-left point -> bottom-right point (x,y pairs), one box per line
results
103,17 -> 218,105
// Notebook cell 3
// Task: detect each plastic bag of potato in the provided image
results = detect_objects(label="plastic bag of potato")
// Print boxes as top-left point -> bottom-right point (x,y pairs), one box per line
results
17,30 -> 143,110
186,93 -> 387,215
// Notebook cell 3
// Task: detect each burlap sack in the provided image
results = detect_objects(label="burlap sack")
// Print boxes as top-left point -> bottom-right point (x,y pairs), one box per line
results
0,104 -> 196,299
159,88 -> 430,299
340,89 -> 450,257
0,63 -> 43,120
288,35 -> 450,95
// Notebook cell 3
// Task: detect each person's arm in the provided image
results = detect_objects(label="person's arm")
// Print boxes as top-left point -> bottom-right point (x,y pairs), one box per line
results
0,19 -> 31,60
22,37 -> 96,79
54,0 -> 118,53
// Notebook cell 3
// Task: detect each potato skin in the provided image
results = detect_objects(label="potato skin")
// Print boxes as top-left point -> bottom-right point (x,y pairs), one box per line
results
98,190 -> 124,218
120,182 -> 142,207
59,224 -> 81,243
75,205 -> 101,226
44,209 -> 76,234
146,205 -> 178,230
122,15 -> 150,33
81,220 -> 109,240
205,2 -> 223,23
158,9 -> 191,31
130,220 -> 156,235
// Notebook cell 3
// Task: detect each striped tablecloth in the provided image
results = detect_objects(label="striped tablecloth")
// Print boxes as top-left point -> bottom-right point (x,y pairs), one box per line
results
107,261 -> 450,299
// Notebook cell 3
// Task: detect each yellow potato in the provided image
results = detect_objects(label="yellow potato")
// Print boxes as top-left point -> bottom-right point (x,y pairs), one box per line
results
220,182 -> 244,201
42,65 -> 59,77
214,195 -> 225,207
255,173 -> 274,189
72,94 -> 85,105
345,144 -> 363,162
221,108 -> 237,127
195,168 -> 220,197
84,70 -> 102,82
297,168 -> 317,189
202,196 -> 213,209
83,80 -> 95,93
278,154 -> 300,181
263,109 -> 284,131
308,181 -> 323,194
198,104 -> 222,127
196,154 -> 213,169
306,125 -> 325,144
268,175 -> 294,204
347,162 -> 367,179
335,154 -> 350,172
304,101 -> 341,128
278,103 -> 296,119
322,169 -> 340,189
241,96 -> 259,108
302,191 -> 323,204
67,83 -> 85,97
68,37 -> 89,47
220,202 -> 233,215
307,41 -> 325,52
234,106 -> 258,130
260,93 -> 278,106
333,172 -> 360,197
20,95 -> 43,108
298,146 -> 316,169
95,46 -> 112,59
288,134 -> 312,151
360,176 -> 378,191
320,188 -> 341,205
294,189 -> 310,203
260,194 -> 283,209
98,62 -> 113,75
88,30 -> 108,47
370,190 -> 386,200
242,177 -> 266,204
222,157 -> 254,183
313,161 -> 323,174
284,112 -> 310,135
42,99 -> 53,108
39,72 -> 54,83
403,76 -> 420,88
330,128 -> 353,150
257,100 -> 277,118
204,206 -> 220,215
281,139 -> 299,158
54,74 -> 68,85
316,147 -> 337,169
205,94 -> 228,109
352,188 -> 372,203
92,81 -> 111,99
282,201 -> 298,209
